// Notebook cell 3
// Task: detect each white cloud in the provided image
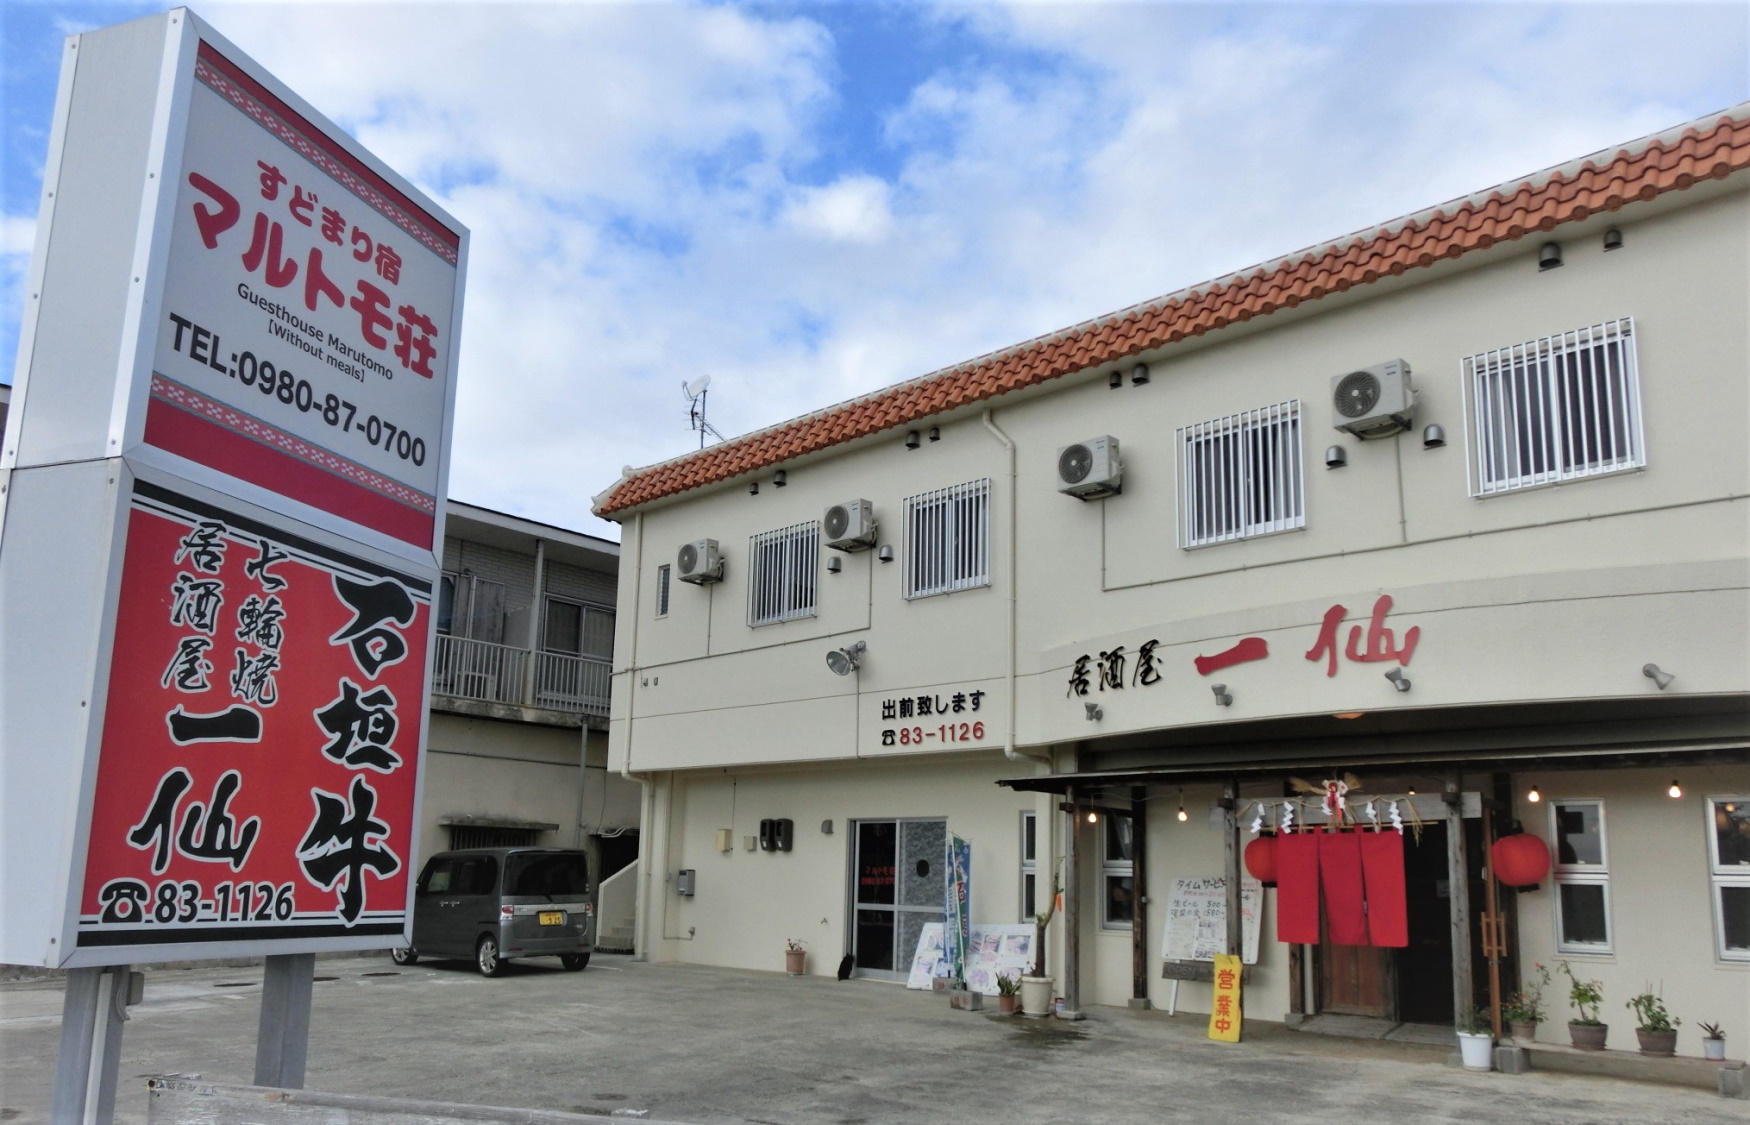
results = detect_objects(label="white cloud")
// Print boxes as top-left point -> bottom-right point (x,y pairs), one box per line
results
4,2 -> 1744,541
1,215 -> 36,257
784,175 -> 893,243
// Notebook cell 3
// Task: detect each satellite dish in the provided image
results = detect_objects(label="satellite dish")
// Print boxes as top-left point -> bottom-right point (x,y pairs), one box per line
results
685,374 -> 712,398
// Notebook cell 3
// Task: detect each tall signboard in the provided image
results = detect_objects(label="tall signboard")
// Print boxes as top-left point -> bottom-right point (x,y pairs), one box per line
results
0,8 -> 466,969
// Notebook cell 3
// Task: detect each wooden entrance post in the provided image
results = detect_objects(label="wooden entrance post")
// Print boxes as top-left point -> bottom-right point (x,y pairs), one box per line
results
1130,785 -> 1149,1008
1222,781 -> 1242,959
1445,775 -> 1474,1025
1062,785 -> 1082,1019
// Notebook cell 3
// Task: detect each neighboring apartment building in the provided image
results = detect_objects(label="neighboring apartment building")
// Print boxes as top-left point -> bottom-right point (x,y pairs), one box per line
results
423,502 -> 642,939
592,107 -> 1749,1052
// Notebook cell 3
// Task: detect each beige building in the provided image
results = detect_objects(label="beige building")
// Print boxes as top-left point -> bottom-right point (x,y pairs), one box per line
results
593,107 -> 1749,1052
421,503 -> 642,947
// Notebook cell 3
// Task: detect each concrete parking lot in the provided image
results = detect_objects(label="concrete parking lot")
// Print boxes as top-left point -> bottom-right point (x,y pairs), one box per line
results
0,952 -> 1738,1124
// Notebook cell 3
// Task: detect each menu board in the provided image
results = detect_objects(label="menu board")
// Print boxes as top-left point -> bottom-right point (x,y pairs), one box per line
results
1160,876 -> 1263,966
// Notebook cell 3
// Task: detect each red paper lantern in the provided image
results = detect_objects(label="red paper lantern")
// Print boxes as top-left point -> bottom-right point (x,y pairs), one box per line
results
1244,834 -> 1279,885
1491,832 -> 1551,887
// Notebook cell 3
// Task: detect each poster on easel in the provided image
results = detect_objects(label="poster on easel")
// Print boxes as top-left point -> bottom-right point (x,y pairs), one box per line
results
906,922 -> 1034,994
1160,876 -> 1263,966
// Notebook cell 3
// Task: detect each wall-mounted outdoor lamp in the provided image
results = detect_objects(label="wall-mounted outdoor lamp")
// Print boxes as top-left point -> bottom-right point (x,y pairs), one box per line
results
825,641 -> 866,676
1084,701 -> 1103,722
1642,663 -> 1675,690
1211,684 -> 1232,707
1384,667 -> 1411,693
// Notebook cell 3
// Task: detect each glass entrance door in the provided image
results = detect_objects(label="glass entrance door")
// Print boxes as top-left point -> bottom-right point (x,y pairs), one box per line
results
852,818 -> 946,979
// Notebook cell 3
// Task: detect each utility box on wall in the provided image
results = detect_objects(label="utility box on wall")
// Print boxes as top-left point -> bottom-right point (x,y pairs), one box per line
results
759,818 -> 794,852
676,869 -> 696,896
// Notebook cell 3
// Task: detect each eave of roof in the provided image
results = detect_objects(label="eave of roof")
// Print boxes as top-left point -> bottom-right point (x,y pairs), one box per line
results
594,104 -> 1750,520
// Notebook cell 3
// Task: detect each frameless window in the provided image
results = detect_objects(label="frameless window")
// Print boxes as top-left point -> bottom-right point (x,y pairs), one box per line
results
507,853 -> 590,896
419,859 -> 454,894
453,856 -> 499,896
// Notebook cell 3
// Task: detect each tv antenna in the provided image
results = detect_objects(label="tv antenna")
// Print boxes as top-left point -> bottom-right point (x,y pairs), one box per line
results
684,374 -> 723,449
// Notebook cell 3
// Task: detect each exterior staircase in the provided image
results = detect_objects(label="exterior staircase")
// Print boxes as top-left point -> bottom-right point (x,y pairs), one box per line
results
595,860 -> 638,953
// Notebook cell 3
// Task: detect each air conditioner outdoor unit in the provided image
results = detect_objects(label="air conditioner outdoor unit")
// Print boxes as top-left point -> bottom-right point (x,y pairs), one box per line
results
823,499 -> 877,551
1331,359 -> 1415,438
1057,435 -> 1122,499
676,539 -> 723,584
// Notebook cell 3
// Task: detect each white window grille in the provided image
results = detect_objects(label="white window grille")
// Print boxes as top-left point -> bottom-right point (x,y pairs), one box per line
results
655,564 -> 670,618
746,521 -> 819,626
902,478 -> 991,599
1176,400 -> 1304,548
1707,796 -> 1750,962
1551,799 -> 1612,954
1463,317 -> 1644,496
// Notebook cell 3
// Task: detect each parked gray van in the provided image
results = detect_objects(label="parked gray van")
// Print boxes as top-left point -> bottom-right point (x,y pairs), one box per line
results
392,847 -> 593,976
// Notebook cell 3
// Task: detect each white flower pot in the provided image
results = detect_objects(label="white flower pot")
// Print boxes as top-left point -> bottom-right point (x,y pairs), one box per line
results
1019,975 -> 1054,1019
1704,1036 -> 1727,1061
1457,1031 -> 1495,1071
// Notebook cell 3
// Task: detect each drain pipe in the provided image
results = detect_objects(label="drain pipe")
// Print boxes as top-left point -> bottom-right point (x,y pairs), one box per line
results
616,511 -> 657,961
982,408 -> 1049,767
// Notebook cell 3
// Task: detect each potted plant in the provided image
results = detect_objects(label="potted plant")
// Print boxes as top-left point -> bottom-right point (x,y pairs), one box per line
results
1558,961 -> 1607,1051
1626,986 -> 1679,1057
1019,871 -> 1060,1020
784,938 -> 806,977
1699,1021 -> 1727,1062
1455,1007 -> 1495,1071
994,971 -> 1021,1015
1501,962 -> 1550,1042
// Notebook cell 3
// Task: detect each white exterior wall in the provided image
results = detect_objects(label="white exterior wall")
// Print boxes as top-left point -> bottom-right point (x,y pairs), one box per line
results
419,715 -> 636,872
608,181 -> 1748,1022
1512,765 -> 1750,1053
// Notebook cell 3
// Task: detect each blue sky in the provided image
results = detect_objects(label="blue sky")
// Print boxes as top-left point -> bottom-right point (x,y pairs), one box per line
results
3,1 -> 1746,538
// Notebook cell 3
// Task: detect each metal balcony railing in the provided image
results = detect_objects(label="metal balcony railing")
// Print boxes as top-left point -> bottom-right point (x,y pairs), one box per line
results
430,634 -> 610,717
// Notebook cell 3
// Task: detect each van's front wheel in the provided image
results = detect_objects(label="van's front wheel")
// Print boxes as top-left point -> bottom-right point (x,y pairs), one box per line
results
476,935 -> 505,977
560,953 -> 589,972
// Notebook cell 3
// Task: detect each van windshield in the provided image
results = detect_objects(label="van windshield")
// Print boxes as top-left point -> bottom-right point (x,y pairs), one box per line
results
506,852 -> 589,897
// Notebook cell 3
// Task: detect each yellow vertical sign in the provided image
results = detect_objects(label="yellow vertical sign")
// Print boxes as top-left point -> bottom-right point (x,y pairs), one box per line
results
1208,953 -> 1242,1042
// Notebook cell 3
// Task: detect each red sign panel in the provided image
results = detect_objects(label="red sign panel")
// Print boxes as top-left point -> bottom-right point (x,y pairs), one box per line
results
76,483 -> 428,949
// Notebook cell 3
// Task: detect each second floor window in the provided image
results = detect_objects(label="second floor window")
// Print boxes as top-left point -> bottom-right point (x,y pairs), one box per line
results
1177,400 -> 1304,548
1463,316 -> 1643,496
903,478 -> 991,598
747,521 -> 819,626
655,564 -> 670,618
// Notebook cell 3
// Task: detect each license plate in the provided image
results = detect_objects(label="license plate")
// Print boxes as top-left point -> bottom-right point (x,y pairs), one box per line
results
538,911 -> 564,926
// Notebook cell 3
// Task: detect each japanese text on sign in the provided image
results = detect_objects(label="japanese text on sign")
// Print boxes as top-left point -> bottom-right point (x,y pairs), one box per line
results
78,485 -> 428,947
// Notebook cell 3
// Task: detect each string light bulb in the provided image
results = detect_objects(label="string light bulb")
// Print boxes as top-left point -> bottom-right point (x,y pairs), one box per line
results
1086,810 -> 1098,825
1176,789 -> 1189,823
1668,780 -> 1683,799
1527,785 -> 1541,804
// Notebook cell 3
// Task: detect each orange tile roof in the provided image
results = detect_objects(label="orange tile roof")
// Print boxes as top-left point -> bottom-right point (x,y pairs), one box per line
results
595,105 -> 1750,519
